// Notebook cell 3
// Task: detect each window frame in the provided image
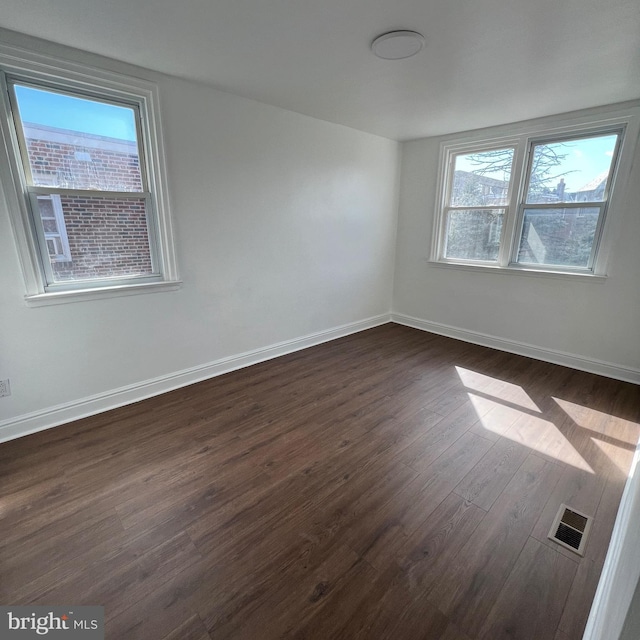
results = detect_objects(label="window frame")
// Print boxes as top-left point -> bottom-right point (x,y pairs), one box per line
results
0,43 -> 179,304
430,105 -> 640,279
441,140 -> 518,265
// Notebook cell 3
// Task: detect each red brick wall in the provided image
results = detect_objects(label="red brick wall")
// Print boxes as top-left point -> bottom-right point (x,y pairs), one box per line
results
25,130 -> 153,281
26,138 -> 143,191
52,196 -> 153,281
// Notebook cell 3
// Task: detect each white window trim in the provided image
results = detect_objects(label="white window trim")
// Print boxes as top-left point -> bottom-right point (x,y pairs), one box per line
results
0,42 -> 180,303
429,103 -> 640,278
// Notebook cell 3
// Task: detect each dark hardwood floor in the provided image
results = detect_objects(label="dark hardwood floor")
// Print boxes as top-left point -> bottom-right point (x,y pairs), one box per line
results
1,324 -> 638,639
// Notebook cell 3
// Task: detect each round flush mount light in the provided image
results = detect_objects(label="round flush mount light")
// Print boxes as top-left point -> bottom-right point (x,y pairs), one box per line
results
371,30 -> 425,60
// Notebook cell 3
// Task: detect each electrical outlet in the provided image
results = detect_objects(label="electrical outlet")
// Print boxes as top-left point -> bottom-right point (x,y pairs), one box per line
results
0,379 -> 11,397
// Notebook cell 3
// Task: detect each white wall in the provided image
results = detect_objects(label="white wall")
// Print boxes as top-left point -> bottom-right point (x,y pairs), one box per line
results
0,30 -> 399,434
393,110 -> 640,380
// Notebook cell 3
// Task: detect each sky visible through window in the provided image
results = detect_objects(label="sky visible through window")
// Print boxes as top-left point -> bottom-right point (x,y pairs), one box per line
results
455,135 -> 617,192
14,84 -> 137,142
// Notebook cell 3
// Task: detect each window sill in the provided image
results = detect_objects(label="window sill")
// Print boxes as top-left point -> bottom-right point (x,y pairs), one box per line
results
426,259 -> 607,283
24,279 -> 182,306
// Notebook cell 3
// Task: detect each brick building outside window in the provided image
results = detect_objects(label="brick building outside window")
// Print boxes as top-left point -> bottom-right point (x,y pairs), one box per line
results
23,122 -> 153,282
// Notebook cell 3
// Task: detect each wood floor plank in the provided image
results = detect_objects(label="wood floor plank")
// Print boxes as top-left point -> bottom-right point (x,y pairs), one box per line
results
3,508 -> 194,604
26,530 -> 203,623
477,537 -> 577,640
289,558 -> 380,640
102,562 -> 205,640
160,615 -> 211,640
0,508 -> 125,602
396,493 -> 487,593
115,460 -> 271,531
585,474 -> 627,568
187,466 -> 418,633
184,465 -> 418,631
335,564 -> 451,640
203,544 -> 361,639
1,324 -> 637,640
179,402 -> 436,544
467,398 -> 524,442
454,436 -> 530,511
441,623 -> 474,640
186,443 -> 418,564
345,432 -> 493,570
398,402 -> 487,473
557,558 -> 602,639
428,454 -> 564,635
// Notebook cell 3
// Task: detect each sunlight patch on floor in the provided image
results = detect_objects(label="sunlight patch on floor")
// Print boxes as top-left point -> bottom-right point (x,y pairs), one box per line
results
455,365 -> 594,473
455,366 -> 540,412
468,393 -> 523,433
467,392 -> 506,418
554,397 -> 610,433
590,437 -> 634,478
497,410 -> 593,473
554,397 -> 640,446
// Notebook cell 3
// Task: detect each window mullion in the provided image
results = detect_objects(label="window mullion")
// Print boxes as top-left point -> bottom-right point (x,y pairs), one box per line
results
26,185 -> 150,199
498,135 -> 527,267
444,205 -> 506,212
517,201 -> 608,210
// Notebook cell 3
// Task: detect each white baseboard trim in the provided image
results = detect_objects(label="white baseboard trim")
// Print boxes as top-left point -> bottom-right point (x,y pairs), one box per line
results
392,313 -> 640,385
583,445 -> 640,640
0,313 -> 391,443
3,311 -> 637,444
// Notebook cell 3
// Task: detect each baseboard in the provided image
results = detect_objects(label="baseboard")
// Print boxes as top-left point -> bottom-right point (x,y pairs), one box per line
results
583,444 -> 640,640
3,311 -> 636,444
0,313 -> 391,443
391,313 -> 640,384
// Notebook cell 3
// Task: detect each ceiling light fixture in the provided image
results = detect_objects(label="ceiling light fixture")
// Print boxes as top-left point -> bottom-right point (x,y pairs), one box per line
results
371,30 -> 425,60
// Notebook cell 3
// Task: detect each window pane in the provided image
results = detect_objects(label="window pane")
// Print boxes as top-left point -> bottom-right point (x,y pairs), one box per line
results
517,207 -> 600,268
34,195 -> 154,281
42,218 -> 58,233
38,197 -> 55,218
445,209 -> 504,261
450,148 -> 514,207
525,134 -> 618,205
12,84 -> 144,192
46,238 -> 61,257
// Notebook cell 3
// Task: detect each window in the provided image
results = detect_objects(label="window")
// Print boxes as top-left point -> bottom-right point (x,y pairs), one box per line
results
0,44 -> 178,303
431,107 -> 639,277
442,146 -> 514,262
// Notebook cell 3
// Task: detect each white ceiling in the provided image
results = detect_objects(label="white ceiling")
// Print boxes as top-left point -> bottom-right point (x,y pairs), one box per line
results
0,0 -> 639,140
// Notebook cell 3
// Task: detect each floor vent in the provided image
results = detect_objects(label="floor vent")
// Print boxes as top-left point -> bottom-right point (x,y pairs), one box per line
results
548,504 -> 592,556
